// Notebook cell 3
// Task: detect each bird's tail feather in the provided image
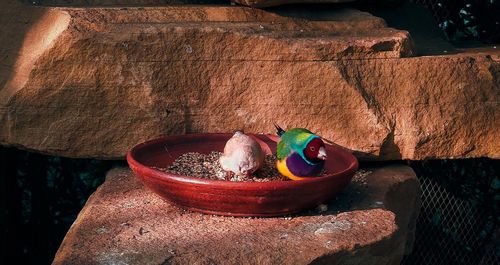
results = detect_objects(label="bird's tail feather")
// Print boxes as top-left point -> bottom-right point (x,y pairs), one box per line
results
273,122 -> 285,137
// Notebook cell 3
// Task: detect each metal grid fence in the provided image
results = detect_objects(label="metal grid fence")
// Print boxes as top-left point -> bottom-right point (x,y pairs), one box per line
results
401,174 -> 499,265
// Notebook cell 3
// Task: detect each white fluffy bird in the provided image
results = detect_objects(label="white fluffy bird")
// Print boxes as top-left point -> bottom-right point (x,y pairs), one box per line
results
219,131 -> 265,179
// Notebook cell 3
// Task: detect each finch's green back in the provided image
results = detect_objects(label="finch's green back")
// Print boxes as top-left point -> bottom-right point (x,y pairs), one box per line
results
277,128 -> 314,160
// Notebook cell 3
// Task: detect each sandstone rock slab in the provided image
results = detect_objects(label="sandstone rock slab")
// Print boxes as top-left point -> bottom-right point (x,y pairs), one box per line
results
1,1 -> 498,160
35,0 -> 352,7
233,0 -> 355,8
53,165 -> 420,265
37,0 -> 226,5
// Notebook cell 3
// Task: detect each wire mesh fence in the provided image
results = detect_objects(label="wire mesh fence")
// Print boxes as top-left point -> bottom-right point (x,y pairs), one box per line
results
401,161 -> 499,265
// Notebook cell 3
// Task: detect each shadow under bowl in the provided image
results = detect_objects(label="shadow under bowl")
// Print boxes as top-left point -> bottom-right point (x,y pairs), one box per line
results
127,133 -> 358,217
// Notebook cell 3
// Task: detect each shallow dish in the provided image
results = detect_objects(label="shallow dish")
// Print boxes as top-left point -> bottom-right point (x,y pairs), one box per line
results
127,133 -> 358,217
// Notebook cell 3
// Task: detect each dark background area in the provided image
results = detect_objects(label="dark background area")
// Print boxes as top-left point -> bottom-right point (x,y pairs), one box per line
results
0,148 -> 124,264
1,0 -> 499,264
410,0 -> 500,44
402,159 -> 499,265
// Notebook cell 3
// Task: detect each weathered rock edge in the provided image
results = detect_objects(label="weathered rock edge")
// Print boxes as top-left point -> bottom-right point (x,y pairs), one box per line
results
30,0 -> 354,8
52,165 -> 420,265
1,1 -> 498,160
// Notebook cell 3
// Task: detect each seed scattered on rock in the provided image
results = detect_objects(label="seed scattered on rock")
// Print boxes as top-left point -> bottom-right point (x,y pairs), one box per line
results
352,169 -> 370,185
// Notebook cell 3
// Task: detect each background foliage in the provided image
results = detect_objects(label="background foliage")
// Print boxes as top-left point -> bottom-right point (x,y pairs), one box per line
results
412,0 -> 500,43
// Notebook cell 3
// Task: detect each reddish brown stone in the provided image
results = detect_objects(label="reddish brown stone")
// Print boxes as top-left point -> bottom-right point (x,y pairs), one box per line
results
0,1 -> 498,161
38,0 -> 226,6
53,165 -> 420,264
32,0 -> 352,7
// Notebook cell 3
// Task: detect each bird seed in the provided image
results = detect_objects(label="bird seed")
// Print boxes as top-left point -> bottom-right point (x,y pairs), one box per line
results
152,151 -> 287,182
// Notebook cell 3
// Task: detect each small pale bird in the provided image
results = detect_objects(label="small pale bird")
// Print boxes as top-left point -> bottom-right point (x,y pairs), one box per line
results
275,124 -> 327,180
219,131 -> 265,179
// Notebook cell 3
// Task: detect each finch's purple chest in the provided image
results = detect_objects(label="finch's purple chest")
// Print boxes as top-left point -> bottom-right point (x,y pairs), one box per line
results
286,152 -> 324,177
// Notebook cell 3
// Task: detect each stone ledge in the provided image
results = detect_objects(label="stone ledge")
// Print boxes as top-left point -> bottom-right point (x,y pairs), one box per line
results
35,0 -> 355,8
53,165 -> 420,264
1,1 -> 498,160
36,0 -> 227,6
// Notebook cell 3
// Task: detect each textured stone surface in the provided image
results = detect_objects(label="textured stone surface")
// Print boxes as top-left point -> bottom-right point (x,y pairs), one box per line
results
37,0 -> 226,5
53,165 -> 420,265
1,1 -> 498,161
35,0 -> 351,7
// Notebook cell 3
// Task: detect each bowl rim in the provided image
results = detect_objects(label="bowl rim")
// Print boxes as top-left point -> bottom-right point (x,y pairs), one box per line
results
127,133 -> 359,189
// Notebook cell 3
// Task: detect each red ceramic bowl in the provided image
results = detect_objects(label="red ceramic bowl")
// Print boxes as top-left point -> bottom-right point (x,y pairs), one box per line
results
127,133 -> 358,217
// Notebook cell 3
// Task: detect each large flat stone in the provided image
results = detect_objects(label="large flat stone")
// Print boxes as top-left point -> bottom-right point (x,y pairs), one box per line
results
53,165 -> 420,264
37,0 -> 225,5
35,0 -> 351,7
1,1 -> 498,160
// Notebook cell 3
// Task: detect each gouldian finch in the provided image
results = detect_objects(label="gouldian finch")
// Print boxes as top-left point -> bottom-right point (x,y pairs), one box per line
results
275,125 -> 327,180
219,131 -> 265,179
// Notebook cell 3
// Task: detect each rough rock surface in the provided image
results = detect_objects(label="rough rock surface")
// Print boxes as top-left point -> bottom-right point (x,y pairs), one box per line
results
35,0 -> 352,7
53,165 -> 420,265
33,0 -> 355,7
1,1 -> 498,160
38,0 -> 226,5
